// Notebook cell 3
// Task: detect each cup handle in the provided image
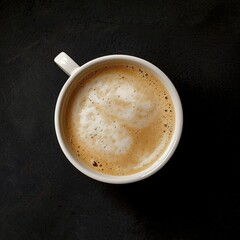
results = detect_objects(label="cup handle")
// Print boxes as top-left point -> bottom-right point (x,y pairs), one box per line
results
54,52 -> 80,76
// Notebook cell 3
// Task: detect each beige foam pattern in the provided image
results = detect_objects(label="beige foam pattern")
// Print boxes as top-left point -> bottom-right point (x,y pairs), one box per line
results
65,64 -> 175,176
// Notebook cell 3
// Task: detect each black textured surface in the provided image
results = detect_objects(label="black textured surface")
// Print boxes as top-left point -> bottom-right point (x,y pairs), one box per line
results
0,0 -> 239,239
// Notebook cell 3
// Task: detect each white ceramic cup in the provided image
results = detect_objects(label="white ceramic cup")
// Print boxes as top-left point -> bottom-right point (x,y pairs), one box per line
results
54,52 -> 183,184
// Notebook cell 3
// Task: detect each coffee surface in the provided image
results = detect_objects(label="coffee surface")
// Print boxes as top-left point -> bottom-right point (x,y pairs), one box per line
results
64,64 -> 175,175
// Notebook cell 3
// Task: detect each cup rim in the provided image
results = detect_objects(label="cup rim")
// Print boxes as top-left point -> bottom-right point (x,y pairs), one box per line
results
55,54 -> 183,184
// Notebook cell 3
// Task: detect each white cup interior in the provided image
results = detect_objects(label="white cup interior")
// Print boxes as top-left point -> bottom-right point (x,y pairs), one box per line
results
55,55 -> 183,184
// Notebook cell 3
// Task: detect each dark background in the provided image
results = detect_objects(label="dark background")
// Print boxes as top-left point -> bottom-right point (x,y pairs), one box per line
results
0,0 -> 239,239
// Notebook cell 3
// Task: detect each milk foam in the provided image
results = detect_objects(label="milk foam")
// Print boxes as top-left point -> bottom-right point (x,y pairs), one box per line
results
133,133 -> 168,169
72,72 -> 158,155
78,103 -> 132,155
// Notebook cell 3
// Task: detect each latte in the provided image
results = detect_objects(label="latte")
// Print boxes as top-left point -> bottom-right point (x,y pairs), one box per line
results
64,63 -> 175,176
